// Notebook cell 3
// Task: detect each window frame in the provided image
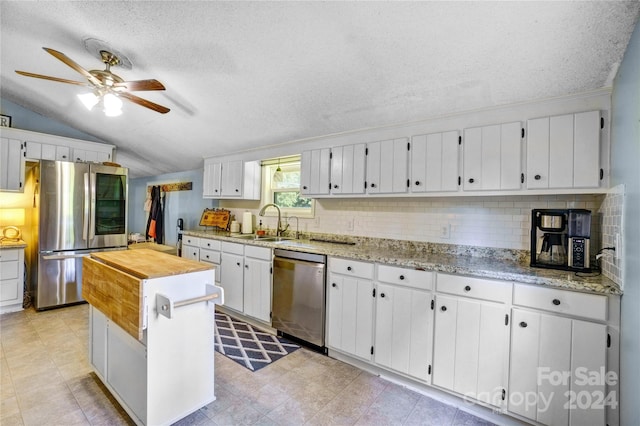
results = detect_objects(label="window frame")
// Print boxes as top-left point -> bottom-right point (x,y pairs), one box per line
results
261,159 -> 315,219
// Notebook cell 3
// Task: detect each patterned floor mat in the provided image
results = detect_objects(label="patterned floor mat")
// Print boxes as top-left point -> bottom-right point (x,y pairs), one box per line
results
214,313 -> 300,371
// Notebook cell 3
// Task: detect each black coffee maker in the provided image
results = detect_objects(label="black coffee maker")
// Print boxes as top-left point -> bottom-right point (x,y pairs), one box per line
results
530,209 -> 592,271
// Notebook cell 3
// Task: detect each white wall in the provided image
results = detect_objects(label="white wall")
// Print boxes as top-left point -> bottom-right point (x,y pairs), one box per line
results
611,18 -> 640,425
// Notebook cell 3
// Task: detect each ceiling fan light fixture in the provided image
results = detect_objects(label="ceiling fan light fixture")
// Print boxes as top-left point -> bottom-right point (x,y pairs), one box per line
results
77,92 -> 99,111
103,93 -> 123,116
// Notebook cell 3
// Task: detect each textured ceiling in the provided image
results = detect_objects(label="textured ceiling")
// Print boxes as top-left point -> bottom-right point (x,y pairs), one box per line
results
1,1 -> 639,178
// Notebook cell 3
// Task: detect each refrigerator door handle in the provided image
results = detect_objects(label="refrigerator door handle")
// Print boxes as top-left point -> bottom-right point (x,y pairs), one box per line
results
89,172 -> 96,240
83,173 -> 90,241
42,253 -> 92,260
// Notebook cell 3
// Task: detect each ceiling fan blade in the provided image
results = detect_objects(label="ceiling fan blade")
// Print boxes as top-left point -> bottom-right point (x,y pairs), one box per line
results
15,70 -> 90,86
43,47 -> 102,86
119,92 -> 170,114
113,79 -> 166,91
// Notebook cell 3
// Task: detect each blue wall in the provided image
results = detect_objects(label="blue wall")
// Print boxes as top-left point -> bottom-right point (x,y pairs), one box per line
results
0,98 -> 104,142
611,19 -> 640,424
129,169 -> 217,246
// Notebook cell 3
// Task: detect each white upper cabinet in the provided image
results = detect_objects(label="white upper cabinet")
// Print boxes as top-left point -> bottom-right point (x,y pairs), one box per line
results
0,138 -> 25,192
463,122 -> 522,191
330,144 -> 366,195
202,160 -> 261,200
410,131 -> 459,193
526,110 -> 601,189
366,138 -> 409,194
300,148 -> 331,196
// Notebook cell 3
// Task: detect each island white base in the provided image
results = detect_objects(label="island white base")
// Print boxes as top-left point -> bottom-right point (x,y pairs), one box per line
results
88,272 -> 221,425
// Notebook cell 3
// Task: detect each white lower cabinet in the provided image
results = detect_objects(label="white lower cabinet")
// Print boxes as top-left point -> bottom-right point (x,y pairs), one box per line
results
0,247 -> 25,313
327,258 -> 375,361
509,282 -> 612,426
432,295 -> 510,407
374,284 -> 433,382
243,246 -> 272,323
220,242 -> 245,313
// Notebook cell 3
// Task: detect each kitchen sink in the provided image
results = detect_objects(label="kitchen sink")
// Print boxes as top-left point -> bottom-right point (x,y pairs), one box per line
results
229,234 -> 292,242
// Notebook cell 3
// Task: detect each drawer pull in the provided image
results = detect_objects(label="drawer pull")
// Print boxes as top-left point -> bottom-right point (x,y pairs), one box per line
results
245,264 -> 249,269
519,321 -> 528,328
399,275 -> 405,280
552,299 -> 561,306
332,283 -> 337,288
441,306 -> 447,312
347,266 -> 352,271
534,174 -> 541,180
464,285 -> 471,292
468,178 -> 475,183
205,255 -> 209,259
236,262 -> 241,266
380,293 -> 386,298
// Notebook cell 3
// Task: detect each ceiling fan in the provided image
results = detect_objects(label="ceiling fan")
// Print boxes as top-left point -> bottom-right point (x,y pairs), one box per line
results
16,47 -> 170,114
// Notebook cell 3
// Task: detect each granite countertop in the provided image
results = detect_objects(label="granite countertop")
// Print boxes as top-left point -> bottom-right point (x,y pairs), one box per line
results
183,230 -> 621,295
0,239 -> 27,248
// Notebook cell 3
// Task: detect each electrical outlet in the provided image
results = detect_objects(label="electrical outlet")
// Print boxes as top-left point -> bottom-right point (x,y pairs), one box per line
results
440,224 -> 451,239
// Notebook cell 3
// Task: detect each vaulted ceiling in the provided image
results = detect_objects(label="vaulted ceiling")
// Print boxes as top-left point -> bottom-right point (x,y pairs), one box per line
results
1,1 -> 639,177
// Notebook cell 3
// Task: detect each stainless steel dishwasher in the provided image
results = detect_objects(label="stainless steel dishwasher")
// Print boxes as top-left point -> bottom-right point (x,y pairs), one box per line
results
273,249 -> 327,351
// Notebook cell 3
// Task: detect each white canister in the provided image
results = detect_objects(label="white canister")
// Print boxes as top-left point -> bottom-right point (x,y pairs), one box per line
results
242,211 -> 253,234
230,220 -> 240,233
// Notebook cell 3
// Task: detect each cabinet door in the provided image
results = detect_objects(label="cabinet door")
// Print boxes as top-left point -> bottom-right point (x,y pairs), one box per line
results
411,131 -> 459,193
221,160 -> 243,197
527,111 -> 600,190
300,148 -> 330,195
220,252 -> 244,312
509,309 -> 607,426
55,145 -> 70,161
73,149 -> 87,162
24,141 -> 42,159
203,162 -> 222,197
327,274 -> 374,360
573,110 -> 600,188
181,245 -> 200,261
0,138 -> 24,192
367,138 -> 408,194
433,295 -> 508,407
41,143 -> 56,160
243,257 -> 272,323
374,284 -> 433,382
331,144 -> 366,194
464,122 -> 521,191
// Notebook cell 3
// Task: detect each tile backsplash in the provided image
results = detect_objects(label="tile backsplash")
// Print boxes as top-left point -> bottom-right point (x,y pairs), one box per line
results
598,185 -> 625,288
224,194 -> 604,251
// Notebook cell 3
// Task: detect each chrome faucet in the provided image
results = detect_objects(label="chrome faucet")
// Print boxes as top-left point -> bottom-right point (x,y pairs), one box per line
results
258,203 -> 289,236
287,216 -> 300,239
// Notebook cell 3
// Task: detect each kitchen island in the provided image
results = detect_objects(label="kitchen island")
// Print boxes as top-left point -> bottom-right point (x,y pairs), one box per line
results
82,249 -> 223,426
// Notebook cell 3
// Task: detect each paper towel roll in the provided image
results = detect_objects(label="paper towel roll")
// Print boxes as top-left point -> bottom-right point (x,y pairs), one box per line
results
242,211 -> 253,234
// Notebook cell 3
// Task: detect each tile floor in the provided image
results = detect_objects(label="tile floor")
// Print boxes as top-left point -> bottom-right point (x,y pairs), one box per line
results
1,304 -> 496,425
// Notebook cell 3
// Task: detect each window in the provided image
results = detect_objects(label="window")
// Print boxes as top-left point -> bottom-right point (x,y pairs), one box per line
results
262,156 -> 315,218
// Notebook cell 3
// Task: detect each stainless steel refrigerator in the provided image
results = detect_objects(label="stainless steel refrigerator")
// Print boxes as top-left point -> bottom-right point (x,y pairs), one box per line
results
33,160 -> 128,310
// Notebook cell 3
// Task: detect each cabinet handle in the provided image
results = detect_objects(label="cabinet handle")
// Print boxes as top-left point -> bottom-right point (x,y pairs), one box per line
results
468,178 -> 475,183
333,184 -> 339,189
519,321 -> 528,328
415,181 -> 420,186
205,255 -> 209,259
464,285 -> 471,292
245,264 -> 249,269
303,185 -> 308,190
441,306 -> 447,312
347,266 -> 352,271
552,299 -> 561,306
370,183 -> 376,188
534,174 -> 541,180
332,283 -> 337,288
62,155 -> 67,159
235,189 -> 239,192
399,275 -> 405,280
214,189 -> 219,193
380,293 -> 386,298
236,262 -> 241,266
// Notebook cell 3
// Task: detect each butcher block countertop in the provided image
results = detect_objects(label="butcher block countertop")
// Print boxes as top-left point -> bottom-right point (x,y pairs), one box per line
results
91,248 -> 212,279
83,249 -> 214,341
